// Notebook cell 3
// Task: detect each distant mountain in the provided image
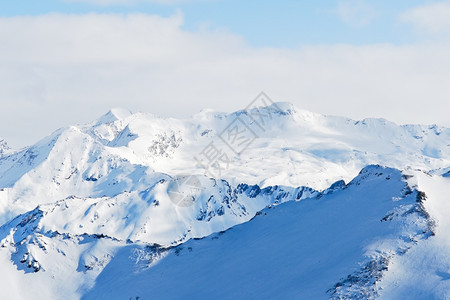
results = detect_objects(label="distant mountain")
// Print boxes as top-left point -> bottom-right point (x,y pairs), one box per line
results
1,103 -> 450,223
0,104 -> 449,299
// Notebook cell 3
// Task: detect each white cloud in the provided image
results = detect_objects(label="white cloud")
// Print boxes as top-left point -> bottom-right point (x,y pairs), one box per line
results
400,1 -> 450,34
336,0 -> 378,27
1,13 -> 450,148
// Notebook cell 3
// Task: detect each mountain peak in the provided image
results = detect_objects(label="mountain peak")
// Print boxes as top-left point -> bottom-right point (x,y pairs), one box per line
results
192,101 -> 311,122
96,108 -> 133,125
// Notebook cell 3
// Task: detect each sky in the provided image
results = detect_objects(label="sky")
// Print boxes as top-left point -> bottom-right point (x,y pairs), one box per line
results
1,0 -> 450,148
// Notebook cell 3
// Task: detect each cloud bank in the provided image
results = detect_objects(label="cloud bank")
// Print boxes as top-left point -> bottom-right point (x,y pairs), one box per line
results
400,1 -> 450,34
1,12 -> 450,147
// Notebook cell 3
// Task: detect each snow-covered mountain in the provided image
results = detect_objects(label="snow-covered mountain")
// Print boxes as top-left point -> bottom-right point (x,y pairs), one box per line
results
0,103 -> 449,299
82,166 -> 443,300
1,103 -> 450,222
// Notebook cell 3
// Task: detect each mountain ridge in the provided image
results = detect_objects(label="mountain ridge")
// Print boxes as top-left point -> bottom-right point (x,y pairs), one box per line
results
0,104 -> 449,299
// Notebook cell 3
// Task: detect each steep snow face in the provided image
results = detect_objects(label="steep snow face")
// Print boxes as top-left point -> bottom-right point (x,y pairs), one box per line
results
81,166 -> 436,300
378,172 -> 450,300
1,103 -> 450,224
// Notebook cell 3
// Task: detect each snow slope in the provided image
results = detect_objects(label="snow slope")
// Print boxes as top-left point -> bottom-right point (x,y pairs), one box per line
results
0,178 -> 317,247
0,103 -> 449,299
1,103 -> 450,224
378,172 -> 450,300
0,177 -> 317,298
82,166 -> 436,300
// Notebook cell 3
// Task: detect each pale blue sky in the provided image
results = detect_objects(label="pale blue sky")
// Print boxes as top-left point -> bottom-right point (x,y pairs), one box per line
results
0,0 -> 434,46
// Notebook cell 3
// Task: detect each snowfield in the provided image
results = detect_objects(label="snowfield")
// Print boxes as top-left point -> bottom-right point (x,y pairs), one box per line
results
0,102 -> 449,299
